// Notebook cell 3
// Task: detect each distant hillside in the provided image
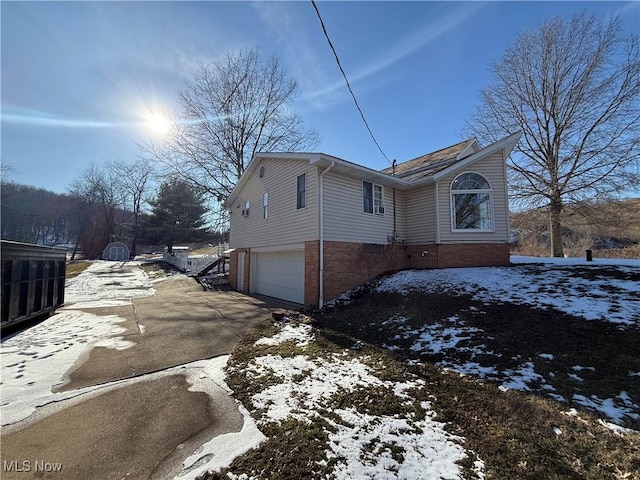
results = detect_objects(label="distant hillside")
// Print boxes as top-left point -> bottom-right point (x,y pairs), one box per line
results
510,198 -> 640,259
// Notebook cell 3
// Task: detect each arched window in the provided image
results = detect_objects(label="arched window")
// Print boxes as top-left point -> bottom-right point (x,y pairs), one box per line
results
450,172 -> 492,230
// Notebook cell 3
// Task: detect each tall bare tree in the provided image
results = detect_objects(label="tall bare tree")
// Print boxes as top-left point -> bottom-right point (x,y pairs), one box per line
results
69,164 -> 127,258
467,13 -> 640,256
109,158 -> 155,256
143,48 -> 319,230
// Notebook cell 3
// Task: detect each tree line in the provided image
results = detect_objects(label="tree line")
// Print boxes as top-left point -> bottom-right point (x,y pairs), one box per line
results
1,171 -> 218,259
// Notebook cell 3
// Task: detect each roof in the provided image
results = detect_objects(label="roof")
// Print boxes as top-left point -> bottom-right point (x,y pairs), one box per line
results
225,132 -> 521,207
380,138 -> 479,181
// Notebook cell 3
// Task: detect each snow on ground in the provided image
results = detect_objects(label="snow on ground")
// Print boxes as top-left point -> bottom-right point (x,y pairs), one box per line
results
1,310 -> 130,425
1,261 -> 265,479
232,321 -> 479,480
377,257 -> 639,325
64,260 -> 156,308
172,356 -> 266,480
254,322 -> 315,348
1,261 -> 155,425
511,255 -> 640,267
3,256 -> 637,478
373,257 -> 639,427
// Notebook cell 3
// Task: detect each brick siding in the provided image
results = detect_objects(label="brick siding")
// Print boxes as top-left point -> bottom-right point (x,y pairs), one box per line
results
321,241 -> 407,301
231,241 -> 509,308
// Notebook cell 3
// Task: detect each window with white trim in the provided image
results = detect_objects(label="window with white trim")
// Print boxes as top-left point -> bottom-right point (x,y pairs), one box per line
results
450,172 -> 492,230
263,191 -> 269,219
363,181 -> 384,214
296,174 -> 306,209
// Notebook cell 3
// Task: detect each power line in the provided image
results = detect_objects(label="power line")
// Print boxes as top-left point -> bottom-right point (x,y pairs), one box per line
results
310,0 -> 392,165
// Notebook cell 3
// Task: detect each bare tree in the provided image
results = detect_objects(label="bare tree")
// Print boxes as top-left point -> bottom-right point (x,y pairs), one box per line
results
142,48 -> 319,230
69,164 -> 127,258
1,162 -> 15,180
109,158 -> 155,256
467,13 -> 640,256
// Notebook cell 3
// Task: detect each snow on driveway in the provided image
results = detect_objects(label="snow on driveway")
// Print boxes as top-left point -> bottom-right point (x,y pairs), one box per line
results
1,261 -> 265,479
1,261 -> 156,425
64,260 -> 156,308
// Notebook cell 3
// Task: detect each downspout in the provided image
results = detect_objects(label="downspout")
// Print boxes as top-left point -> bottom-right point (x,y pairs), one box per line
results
435,182 -> 441,244
392,159 -> 397,241
319,161 -> 335,309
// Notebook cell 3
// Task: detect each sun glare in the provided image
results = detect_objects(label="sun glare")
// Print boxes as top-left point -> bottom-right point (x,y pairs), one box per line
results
145,112 -> 170,135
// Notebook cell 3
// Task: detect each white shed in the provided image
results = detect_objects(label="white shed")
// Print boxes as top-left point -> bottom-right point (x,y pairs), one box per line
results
103,241 -> 130,261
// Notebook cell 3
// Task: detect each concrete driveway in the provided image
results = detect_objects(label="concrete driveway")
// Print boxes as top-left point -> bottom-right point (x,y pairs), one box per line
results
1,266 -> 278,480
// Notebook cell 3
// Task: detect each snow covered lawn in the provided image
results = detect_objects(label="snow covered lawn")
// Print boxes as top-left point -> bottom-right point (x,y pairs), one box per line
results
376,256 -> 639,325
206,308 -> 639,480
220,318 -> 485,480
327,256 -> 639,430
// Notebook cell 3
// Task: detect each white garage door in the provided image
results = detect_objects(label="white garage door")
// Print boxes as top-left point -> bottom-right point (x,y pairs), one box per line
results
254,250 -> 304,304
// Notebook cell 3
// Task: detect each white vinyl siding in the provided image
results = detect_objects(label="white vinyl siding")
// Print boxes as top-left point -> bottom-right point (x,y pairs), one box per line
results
229,159 -> 317,248
437,152 -> 509,243
323,172 -> 404,243
404,185 -> 436,244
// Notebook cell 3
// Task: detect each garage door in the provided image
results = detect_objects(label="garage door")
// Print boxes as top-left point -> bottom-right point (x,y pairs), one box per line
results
254,250 -> 304,304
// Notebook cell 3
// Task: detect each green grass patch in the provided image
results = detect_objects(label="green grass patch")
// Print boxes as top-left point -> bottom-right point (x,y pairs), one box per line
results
65,260 -> 91,279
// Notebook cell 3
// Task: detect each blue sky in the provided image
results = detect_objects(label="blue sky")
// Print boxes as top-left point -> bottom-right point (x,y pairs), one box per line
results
2,1 -> 638,194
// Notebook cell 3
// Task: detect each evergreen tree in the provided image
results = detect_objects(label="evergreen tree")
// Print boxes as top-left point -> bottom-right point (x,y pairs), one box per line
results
143,179 -> 210,251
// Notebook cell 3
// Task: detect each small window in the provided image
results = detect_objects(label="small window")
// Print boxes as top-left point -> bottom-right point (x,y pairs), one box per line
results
363,181 -> 384,214
297,174 -> 306,209
362,243 -> 385,254
243,200 -> 250,217
263,191 -> 269,220
450,172 -> 492,230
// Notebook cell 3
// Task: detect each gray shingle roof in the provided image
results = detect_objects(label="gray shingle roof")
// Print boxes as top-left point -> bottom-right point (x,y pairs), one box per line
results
381,138 -> 478,180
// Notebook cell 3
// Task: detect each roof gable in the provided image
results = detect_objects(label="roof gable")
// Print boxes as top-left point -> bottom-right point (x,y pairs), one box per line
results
430,131 -> 521,182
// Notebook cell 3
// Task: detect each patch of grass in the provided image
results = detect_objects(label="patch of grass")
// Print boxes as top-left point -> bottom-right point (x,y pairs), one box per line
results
411,362 -> 640,480
138,260 -> 181,278
198,418 -> 334,480
566,266 -> 640,282
65,260 -> 90,279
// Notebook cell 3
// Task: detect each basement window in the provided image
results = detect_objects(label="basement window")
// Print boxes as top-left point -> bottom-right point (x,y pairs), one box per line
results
362,243 -> 385,255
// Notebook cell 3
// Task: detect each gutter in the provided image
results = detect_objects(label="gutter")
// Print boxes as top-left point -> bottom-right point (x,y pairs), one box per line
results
319,161 -> 335,308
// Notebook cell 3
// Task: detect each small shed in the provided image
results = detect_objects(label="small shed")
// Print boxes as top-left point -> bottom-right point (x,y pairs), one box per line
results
103,242 -> 130,261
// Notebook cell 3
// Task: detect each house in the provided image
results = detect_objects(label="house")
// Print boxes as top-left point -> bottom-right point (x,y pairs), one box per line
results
225,132 -> 521,308
102,241 -> 130,261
